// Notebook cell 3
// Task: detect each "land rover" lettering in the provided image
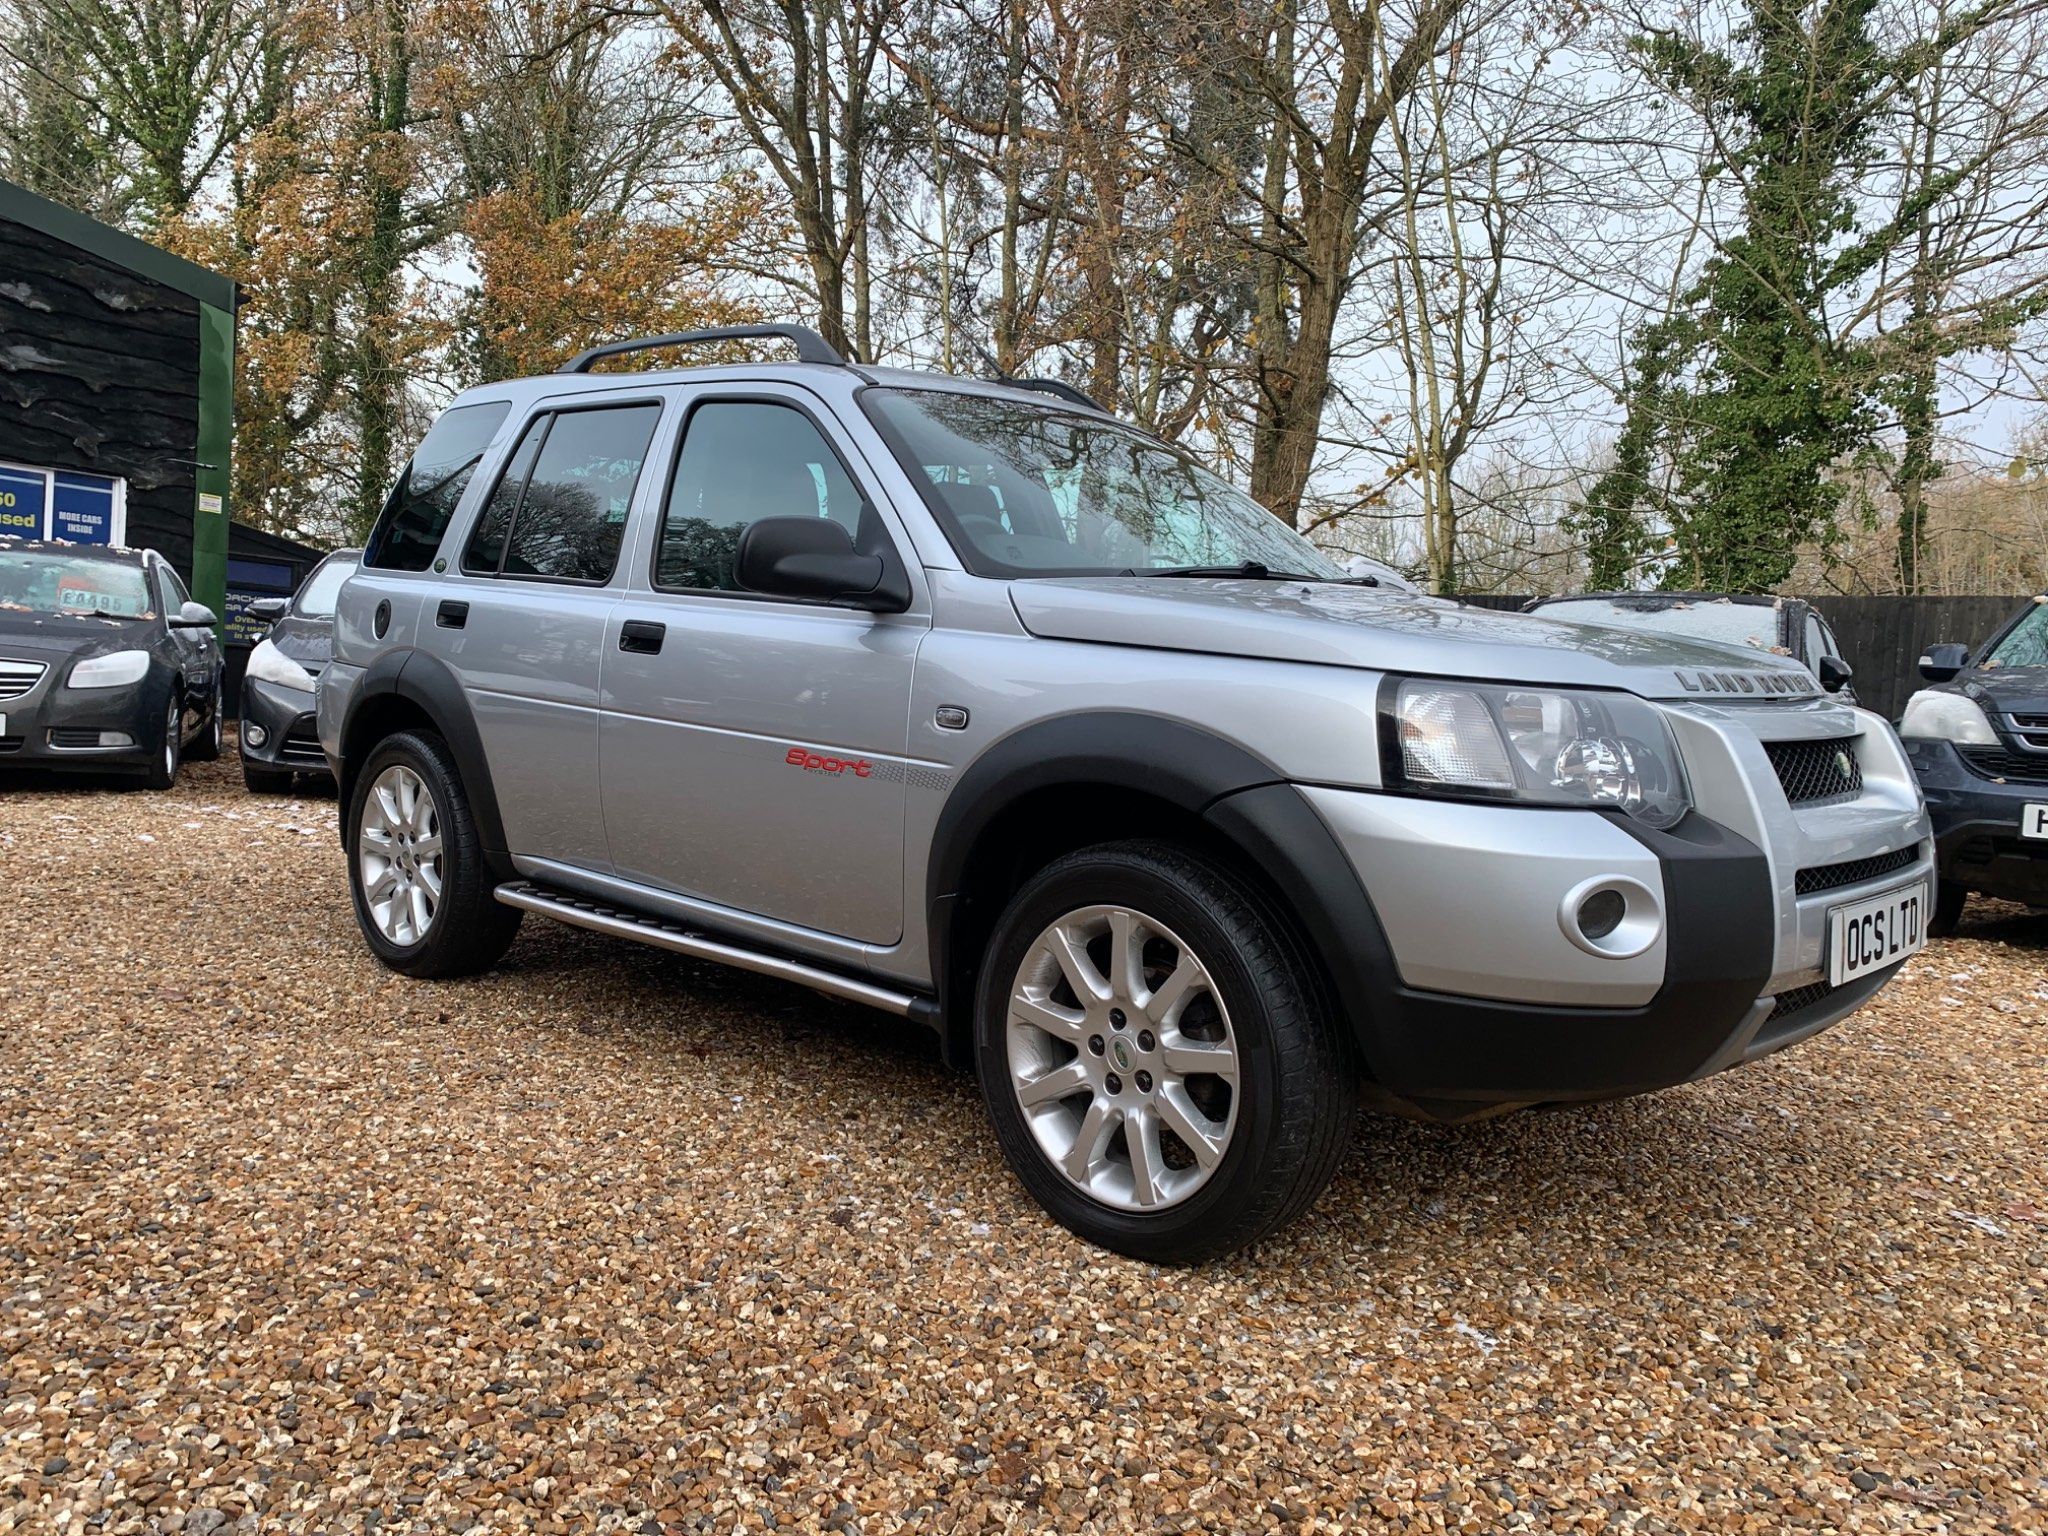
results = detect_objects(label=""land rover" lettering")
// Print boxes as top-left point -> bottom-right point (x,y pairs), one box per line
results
1672,669 -> 1815,696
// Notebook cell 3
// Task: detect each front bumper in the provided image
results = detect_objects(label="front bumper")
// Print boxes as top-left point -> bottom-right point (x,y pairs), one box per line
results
1216,699 -> 1929,1119
240,676 -> 330,777
0,664 -> 167,773
1907,738 -> 2048,905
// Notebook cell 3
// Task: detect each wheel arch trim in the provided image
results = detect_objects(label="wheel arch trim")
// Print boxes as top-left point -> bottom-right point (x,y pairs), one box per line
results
923,712 -> 1392,1068
336,647 -> 509,866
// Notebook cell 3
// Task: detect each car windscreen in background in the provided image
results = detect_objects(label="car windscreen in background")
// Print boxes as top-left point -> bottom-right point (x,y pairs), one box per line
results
1538,598 -> 1780,653
293,555 -> 361,617
1985,598 -> 2048,668
0,549 -> 153,618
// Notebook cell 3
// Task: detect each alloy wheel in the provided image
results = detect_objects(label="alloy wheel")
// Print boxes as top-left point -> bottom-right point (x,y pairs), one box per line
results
1006,904 -> 1240,1211
358,763 -> 444,946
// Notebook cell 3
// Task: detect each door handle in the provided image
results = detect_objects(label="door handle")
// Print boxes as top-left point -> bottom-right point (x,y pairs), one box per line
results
619,619 -> 666,655
436,600 -> 469,629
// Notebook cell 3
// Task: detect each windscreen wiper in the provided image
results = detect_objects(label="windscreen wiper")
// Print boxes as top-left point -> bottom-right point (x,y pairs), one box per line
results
1136,561 -> 1324,582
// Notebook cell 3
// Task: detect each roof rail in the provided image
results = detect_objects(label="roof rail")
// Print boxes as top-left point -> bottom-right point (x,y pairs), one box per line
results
1006,376 -> 1105,412
558,324 -> 846,374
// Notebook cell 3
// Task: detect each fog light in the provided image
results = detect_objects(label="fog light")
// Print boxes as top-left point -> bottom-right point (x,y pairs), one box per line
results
98,730 -> 133,747
1559,876 -> 1662,959
244,723 -> 268,748
1577,887 -> 1626,941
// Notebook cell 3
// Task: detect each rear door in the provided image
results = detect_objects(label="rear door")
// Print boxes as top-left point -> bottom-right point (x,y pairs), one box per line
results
598,387 -> 923,944
415,392 -> 667,873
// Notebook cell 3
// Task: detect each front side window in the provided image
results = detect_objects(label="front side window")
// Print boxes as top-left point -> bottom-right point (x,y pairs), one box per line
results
463,403 -> 662,583
0,549 -> 153,618
364,400 -> 514,571
1986,600 -> 2048,669
861,387 -> 1344,580
656,400 -> 870,592
157,563 -> 192,612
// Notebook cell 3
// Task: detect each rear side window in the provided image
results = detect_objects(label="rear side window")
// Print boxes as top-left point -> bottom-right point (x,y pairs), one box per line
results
462,403 -> 662,583
363,401 -> 513,571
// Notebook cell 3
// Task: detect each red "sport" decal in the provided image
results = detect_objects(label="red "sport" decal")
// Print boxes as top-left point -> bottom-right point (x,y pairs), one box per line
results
786,746 -> 872,778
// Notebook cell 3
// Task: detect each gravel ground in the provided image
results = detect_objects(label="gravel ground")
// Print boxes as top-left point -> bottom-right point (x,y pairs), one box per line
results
3,747 -> 2046,1535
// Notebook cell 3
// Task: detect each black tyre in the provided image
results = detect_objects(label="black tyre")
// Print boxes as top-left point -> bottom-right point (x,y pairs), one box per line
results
974,840 -> 1353,1263
187,676 -> 224,762
141,692 -> 181,791
345,729 -> 521,978
1929,879 -> 1967,938
242,759 -> 296,794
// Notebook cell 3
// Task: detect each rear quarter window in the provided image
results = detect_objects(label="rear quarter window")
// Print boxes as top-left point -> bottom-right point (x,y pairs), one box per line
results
363,401 -> 514,571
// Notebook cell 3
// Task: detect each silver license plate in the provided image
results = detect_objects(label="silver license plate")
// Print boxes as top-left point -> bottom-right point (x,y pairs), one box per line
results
1827,881 -> 1929,986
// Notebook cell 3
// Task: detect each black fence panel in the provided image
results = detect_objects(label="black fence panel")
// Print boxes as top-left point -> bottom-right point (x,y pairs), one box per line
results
1805,596 -> 2022,722
1447,592 -> 2030,721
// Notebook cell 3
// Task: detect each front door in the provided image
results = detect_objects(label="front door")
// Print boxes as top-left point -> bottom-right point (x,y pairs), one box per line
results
415,393 -> 666,872
599,390 -> 922,945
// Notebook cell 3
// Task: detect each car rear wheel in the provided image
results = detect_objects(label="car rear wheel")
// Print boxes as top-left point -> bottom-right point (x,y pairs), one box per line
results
974,840 -> 1353,1263
141,694 -> 180,791
346,730 -> 521,978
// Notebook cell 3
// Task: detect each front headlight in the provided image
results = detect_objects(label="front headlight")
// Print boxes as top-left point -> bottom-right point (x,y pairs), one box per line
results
67,650 -> 152,690
1381,677 -> 1691,828
1898,689 -> 1998,746
245,637 -> 315,691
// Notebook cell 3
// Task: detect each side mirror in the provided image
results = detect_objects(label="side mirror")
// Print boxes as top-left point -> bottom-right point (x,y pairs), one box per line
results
1919,642 -> 1969,682
1816,654 -> 1853,693
248,597 -> 290,624
734,516 -> 910,612
171,601 -> 219,629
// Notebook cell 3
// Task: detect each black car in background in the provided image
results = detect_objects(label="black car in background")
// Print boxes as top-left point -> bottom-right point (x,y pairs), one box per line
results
1899,594 -> 2048,931
239,548 -> 359,793
1524,592 -> 1858,700
0,539 -> 224,790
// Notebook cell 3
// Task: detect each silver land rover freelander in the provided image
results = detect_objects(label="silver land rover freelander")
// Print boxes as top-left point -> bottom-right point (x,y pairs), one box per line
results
317,325 -> 1932,1262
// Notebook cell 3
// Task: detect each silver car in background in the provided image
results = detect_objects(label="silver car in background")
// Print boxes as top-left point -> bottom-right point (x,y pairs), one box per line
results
317,325 -> 1931,1261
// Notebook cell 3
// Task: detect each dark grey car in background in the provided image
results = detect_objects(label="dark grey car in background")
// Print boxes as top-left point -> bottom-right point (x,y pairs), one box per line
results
0,539 -> 224,789
240,548 -> 359,793
1900,594 -> 2048,929
1526,592 -> 1858,701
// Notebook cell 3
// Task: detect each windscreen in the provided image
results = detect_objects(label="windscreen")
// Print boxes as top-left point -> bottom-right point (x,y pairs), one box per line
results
1537,598 -> 1778,652
863,388 -> 1344,580
293,554 -> 360,617
1985,599 -> 2048,668
0,549 -> 153,618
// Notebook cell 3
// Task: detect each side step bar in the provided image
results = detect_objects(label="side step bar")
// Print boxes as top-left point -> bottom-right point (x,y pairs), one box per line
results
494,881 -> 940,1025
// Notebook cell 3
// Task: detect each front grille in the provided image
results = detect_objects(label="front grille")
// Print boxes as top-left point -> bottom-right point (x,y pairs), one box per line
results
2008,714 -> 2048,751
1959,746 -> 2048,785
279,717 -> 326,766
0,735 -> 20,754
1767,979 -> 1834,1022
0,658 -> 47,701
1765,737 -> 1863,805
1794,843 -> 1921,897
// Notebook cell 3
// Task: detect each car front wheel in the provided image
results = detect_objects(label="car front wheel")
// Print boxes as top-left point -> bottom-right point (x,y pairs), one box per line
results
974,840 -> 1353,1263
346,730 -> 521,978
187,676 -> 223,761
141,693 -> 181,791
